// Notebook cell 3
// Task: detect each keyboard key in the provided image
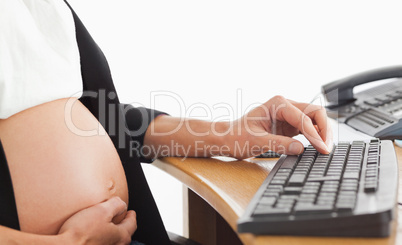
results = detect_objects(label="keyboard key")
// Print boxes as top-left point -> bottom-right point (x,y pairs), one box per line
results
288,174 -> 307,186
279,195 -> 299,200
301,186 -> 320,195
365,169 -> 378,177
280,155 -> 299,169
338,190 -> 356,197
253,207 -> 292,216
307,175 -> 341,182
364,185 -> 378,192
364,178 -> 379,192
277,168 -> 292,173
276,197 -> 296,208
339,185 -> 358,191
271,179 -> 287,185
272,175 -> 289,181
336,202 -> 355,212
343,171 -> 360,179
284,186 -> 303,194
298,195 -> 316,204
259,196 -> 277,206
294,204 -> 333,214
263,192 -> 280,198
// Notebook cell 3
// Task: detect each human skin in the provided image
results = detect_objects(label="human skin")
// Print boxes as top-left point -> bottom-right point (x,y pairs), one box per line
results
0,95 -> 331,244
0,98 -> 129,235
143,95 -> 332,160
0,197 -> 136,245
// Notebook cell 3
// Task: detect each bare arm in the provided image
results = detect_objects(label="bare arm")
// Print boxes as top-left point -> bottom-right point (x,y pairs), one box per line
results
144,95 -> 332,159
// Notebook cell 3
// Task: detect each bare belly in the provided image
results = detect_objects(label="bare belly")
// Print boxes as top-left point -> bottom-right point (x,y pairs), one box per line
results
0,98 -> 128,235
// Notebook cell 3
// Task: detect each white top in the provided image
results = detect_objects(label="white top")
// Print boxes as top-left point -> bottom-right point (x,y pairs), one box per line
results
0,0 -> 83,119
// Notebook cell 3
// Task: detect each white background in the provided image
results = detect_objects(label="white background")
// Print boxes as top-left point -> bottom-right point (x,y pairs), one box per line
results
69,0 -> 402,236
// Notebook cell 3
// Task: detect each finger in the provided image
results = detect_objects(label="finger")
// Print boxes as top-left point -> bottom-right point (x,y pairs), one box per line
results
290,101 -> 333,149
281,123 -> 301,137
259,134 -> 304,155
299,104 -> 333,151
274,98 -> 330,154
326,122 -> 333,149
118,210 -> 137,236
99,197 -> 128,221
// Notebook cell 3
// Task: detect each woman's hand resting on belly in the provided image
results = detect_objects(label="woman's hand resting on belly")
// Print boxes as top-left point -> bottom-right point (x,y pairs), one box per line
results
59,197 -> 137,245
0,197 -> 137,245
0,98 -> 129,235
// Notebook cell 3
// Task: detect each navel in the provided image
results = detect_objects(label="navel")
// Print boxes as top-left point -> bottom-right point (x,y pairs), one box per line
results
106,179 -> 116,194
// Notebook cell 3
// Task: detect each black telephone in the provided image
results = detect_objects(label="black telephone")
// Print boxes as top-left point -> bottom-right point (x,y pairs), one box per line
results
322,65 -> 402,140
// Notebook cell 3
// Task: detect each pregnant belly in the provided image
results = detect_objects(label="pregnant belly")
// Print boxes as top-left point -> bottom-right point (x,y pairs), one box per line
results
0,98 -> 128,235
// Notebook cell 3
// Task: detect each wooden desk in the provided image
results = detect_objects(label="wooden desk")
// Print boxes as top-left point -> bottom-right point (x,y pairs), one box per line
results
154,145 -> 402,245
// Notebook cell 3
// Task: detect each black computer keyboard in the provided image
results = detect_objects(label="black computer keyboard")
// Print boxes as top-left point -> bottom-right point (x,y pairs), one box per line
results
237,140 -> 398,237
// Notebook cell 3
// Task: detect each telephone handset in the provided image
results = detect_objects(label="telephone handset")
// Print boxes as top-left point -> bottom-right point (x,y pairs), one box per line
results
322,65 -> 402,140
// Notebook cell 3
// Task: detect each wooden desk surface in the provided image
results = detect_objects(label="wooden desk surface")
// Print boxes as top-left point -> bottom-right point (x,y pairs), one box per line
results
154,145 -> 402,245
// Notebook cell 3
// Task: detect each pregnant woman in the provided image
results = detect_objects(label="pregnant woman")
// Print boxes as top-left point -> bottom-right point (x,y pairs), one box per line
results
0,0 -> 332,244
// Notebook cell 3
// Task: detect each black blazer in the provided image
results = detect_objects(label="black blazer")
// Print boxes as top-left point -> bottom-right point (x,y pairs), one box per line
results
0,2 -> 171,244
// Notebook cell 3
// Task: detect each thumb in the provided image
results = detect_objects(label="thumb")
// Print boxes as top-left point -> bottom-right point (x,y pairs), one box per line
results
118,210 -> 137,236
266,135 -> 304,155
287,141 -> 305,155
100,197 -> 128,221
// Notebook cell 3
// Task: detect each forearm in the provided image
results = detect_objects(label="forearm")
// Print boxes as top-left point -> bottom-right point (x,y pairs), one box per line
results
0,226 -> 69,245
143,116 -> 230,158
142,96 -> 332,159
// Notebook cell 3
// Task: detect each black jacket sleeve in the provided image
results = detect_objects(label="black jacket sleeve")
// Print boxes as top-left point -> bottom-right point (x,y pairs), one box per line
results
123,104 -> 168,163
